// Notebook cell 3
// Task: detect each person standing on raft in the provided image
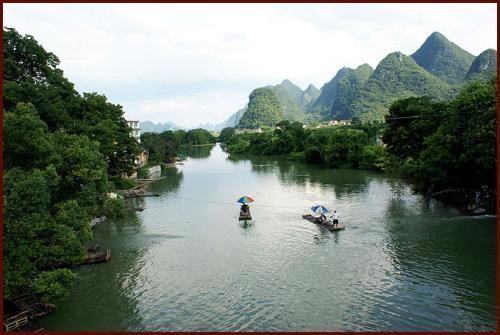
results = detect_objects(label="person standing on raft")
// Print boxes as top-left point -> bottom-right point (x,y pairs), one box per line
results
331,210 -> 339,227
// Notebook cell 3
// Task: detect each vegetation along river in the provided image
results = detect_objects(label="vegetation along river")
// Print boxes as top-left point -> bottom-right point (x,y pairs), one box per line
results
39,143 -> 496,331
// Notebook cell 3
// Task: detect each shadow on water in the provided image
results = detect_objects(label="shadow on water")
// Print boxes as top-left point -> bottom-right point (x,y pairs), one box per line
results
312,226 -> 340,245
181,144 -> 215,159
39,214 -> 148,331
147,166 -> 184,195
40,165 -> 188,331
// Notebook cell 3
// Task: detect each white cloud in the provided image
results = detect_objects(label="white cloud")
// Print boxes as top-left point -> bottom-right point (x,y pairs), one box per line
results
3,4 -> 497,126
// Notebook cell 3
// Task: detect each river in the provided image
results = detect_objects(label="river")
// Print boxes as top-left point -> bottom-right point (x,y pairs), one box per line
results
39,143 -> 496,331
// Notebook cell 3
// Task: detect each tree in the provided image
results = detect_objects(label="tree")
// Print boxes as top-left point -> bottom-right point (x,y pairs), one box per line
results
219,127 -> 236,143
32,269 -> 76,303
3,103 -> 55,170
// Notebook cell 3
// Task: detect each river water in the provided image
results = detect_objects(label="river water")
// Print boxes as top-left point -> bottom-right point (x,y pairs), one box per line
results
40,143 -> 496,331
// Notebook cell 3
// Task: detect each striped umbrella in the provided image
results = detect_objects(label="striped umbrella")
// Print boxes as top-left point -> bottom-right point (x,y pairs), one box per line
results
311,205 -> 330,215
237,196 -> 254,204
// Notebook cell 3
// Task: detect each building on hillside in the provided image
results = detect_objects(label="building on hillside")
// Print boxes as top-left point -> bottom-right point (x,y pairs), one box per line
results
328,120 -> 352,126
127,120 -> 141,143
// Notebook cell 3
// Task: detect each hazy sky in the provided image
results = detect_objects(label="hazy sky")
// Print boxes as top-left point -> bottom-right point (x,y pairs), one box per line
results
4,4 -> 497,127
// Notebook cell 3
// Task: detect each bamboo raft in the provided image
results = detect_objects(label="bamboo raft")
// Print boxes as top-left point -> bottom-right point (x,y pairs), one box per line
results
10,294 -> 56,319
302,214 -> 345,231
239,211 -> 252,220
3,294 -> 55,332
4,313 -> 44,332
82,249 -> 111,264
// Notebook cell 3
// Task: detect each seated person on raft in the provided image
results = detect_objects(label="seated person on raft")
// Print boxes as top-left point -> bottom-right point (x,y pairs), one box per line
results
241,204 -> 249,213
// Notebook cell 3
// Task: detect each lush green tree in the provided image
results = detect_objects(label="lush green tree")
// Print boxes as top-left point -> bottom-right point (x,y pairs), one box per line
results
2,27 -> 142,304
54,200 -> 92,244
52,133 -> 108,212
184,128 -> 215,145
32,269 -> 76,303
219,127 -> 236,143
383,79 -> 496,209
3,103 -> 55,170
383,96 -> 443,160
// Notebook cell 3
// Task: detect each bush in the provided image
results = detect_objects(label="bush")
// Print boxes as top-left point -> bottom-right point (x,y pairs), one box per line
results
116,177 -> 137,190
359,145 -> 385,169
32,269 -> 76,303
227,138 -> 250,153
287,151 -> 306,162
102,198 -> 127,219
137,166 -> 149,179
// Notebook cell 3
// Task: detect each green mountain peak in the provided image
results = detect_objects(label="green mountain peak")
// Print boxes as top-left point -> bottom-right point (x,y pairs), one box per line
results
466,49 -> 497,82
411,32 -> 475,84
238,87 -> 284,128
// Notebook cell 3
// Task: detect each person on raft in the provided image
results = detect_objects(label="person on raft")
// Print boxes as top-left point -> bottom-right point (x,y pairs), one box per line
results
331,210 -> 339,227
320,212 -> 328,223
241,203 -> 249,213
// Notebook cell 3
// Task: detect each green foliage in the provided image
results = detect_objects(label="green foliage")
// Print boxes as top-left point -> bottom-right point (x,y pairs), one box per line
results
137,166 -> 149,179
3,28 -> 139,177
359,145 -> 386,170
300,84 -> 320,108
219,127 -> 236,143
351,52 -> 454,122
141,132 -> 177,164
383,79 -> 496,199
226,137 -> 250,154
411,32 -> 475,84
271,80 -> 306,122
238,88 -> 284,128
32,269 -> 76,303
185,128 -> 216,145
3,103 -> 55,170
308,67 -> 351,116
225,123 -> 385,170
140,128 -> 214,164
465,49 -> 497,82
330,64 -> 373,120
109,176 -> 137,191
308,64 -> 373,120
4,168 -> 54,221
54,200 -> 92,243
2,28 -> 140,303
102,198 -> 127,219
382,96 -> 444,159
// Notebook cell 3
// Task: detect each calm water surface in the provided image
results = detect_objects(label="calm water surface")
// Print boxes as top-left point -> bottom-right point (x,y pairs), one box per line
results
40,144 -> 496,331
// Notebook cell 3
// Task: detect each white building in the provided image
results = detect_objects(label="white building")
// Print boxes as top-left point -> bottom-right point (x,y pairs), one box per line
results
127,120 -> 141,143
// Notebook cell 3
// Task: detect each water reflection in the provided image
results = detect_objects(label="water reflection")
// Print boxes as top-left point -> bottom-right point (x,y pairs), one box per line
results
376,196 -> 496,330
182,144 -> 214,159
227,153 -> 374,199
39,215 -> 149,331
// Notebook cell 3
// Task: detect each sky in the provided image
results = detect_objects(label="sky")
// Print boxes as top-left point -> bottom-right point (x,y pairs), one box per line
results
3,4 -> 497,127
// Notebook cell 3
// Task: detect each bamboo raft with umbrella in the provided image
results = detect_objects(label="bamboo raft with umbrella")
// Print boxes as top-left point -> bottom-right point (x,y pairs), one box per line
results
237,196 -> 254,221
303,205 -> 345,231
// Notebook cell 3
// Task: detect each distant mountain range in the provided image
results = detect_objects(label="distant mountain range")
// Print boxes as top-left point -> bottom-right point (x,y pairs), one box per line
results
142,32 -> 496,131
237,31 -> 496,126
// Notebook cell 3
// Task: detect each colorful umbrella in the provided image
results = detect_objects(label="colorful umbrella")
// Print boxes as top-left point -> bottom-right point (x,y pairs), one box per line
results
311,205 -> 330,215
237,196 -> 254,204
